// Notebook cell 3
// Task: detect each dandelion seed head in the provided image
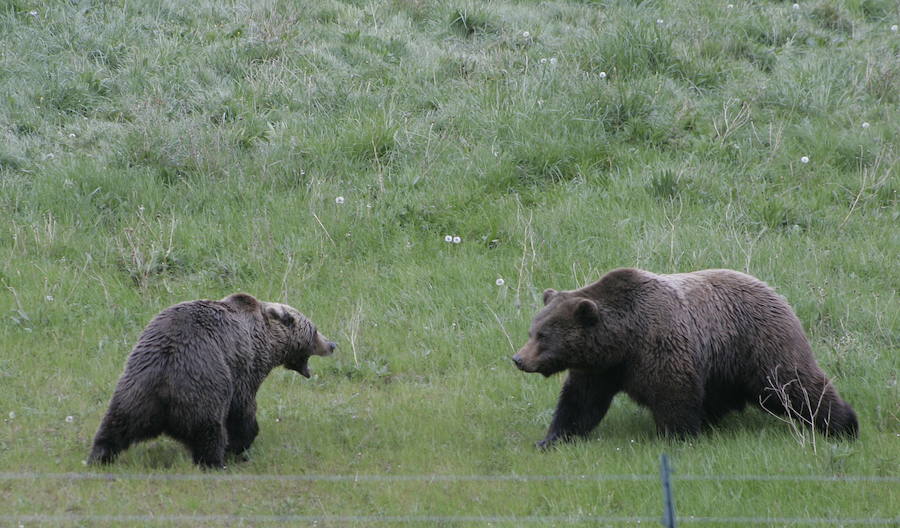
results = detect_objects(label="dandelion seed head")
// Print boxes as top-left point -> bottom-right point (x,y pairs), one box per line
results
599,71 -> 607,79
335,196 -> 345,204
522,31 -> 530,38
8,411 -> 15,419
656,19 -> 664,24
65,415 -> 74,423
29,10 -> 38,16
452,236 -> 461,244
68,133 -> 76,138
892,25 -> 898,32
45,295 -> 53,302
540,58 -> 547,64
792,3 -> 800,9
800,156 -> 810,164
549,57 -> 557,65
444,235 -> 453,243
727,4 -> 733,8
862,122 -> 870,128
496,278 -> 505,286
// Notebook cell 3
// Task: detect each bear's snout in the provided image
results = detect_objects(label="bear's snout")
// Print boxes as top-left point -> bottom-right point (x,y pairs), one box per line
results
512,355 -> 525,371
326,340 -> 337,354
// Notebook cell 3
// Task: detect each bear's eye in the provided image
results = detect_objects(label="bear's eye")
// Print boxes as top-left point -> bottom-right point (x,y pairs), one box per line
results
535,331 -> 546,340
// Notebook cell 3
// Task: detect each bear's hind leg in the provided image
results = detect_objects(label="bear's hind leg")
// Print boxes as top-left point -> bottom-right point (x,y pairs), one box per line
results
757,368 -> 858,440
88,395 -> 164,465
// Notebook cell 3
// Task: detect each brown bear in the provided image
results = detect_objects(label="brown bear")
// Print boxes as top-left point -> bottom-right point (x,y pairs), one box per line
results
512,268 -> 858,448
88,293 -> 336,468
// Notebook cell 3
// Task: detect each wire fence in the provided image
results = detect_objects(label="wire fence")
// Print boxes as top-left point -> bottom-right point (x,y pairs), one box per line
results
2,471 -> 897,483
3,464 -> 898,526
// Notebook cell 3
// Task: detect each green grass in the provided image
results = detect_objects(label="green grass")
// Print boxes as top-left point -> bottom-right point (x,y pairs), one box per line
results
1,0 -> 898,525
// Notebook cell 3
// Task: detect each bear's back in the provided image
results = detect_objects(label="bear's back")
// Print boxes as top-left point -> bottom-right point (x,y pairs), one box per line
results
127,300 -> 257,371
662,269 -> 809,375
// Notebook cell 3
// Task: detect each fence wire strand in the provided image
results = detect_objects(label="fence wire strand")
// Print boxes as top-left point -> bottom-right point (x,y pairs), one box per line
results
1,471 -> 897,483
1,514 -> 897,525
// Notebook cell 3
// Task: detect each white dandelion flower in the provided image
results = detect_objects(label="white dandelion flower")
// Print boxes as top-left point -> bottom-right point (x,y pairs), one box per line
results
65,415 -> 74,423
444,235 -> 453,243
452,236 -> 461,244
549,57 -> 557,65
800,156 -> 809,164
891,25 -> 898,32
45,295 -> 53,302
496,278 -> 505,286
792,3 -> 800,10
8,411 -> 15,420
861,122 -> 870,129
522,31 -> 530,38
599,71 -> 607,79
335,196 -> 345,204
540,58 -> 547,64
656,19 -> 664,24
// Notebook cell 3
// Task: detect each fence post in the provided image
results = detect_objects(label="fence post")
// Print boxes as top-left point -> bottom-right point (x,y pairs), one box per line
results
660,453 -> 676,528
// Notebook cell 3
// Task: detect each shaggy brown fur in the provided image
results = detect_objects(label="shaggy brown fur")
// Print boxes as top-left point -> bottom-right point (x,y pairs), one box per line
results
88,293 -> 336,468
513,268 -> 858,448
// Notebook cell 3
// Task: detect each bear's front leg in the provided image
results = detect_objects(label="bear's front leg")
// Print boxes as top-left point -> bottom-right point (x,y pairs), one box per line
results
650,397 -> 703,439
539,369 -> 621,449
226,399 -> 259,459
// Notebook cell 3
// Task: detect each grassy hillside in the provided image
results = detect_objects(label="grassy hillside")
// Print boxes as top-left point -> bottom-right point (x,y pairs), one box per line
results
1,0 -> 898,525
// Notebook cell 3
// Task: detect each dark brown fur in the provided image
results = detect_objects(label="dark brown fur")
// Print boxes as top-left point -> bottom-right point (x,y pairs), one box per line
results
513,268 -> 858,448
88,293 -> 336,468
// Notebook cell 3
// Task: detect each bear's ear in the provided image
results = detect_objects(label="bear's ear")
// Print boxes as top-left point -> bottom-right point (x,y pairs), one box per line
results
222,293 -> 260,311
574,299 -> 599,325
543,289 -> 558,306
264,304 -> 295,327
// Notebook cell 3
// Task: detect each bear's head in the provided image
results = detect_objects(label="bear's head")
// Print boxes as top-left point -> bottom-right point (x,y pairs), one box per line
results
263,302 -> 336,378
512,288 -> 613,377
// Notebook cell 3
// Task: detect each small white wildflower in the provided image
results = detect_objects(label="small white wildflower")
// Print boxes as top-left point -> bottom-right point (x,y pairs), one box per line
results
335,196 -> 344,204
861,122 -> 870,129
540,58 -> 547,64
599,71 -> 607,79
8,411 -> 15,420
522,31 -> 530,38
727,4 -> 734,8
68,133 -> 76,138
792,3 -> 800,10
28,10 -> 38,17
444,235 -> 453,243
45,295 -> 53,302
549,57 -> 557,65
452,236 -> 461,244
496,278 -> 505,286
800,156 -> 809,164
65,415 -> 74,423
656,19 -> 664,24
891,25 -> 898,32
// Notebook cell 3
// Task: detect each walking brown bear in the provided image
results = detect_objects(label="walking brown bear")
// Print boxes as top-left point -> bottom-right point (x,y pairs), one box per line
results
88,293 -> 336,468
512,268 -> 858,448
